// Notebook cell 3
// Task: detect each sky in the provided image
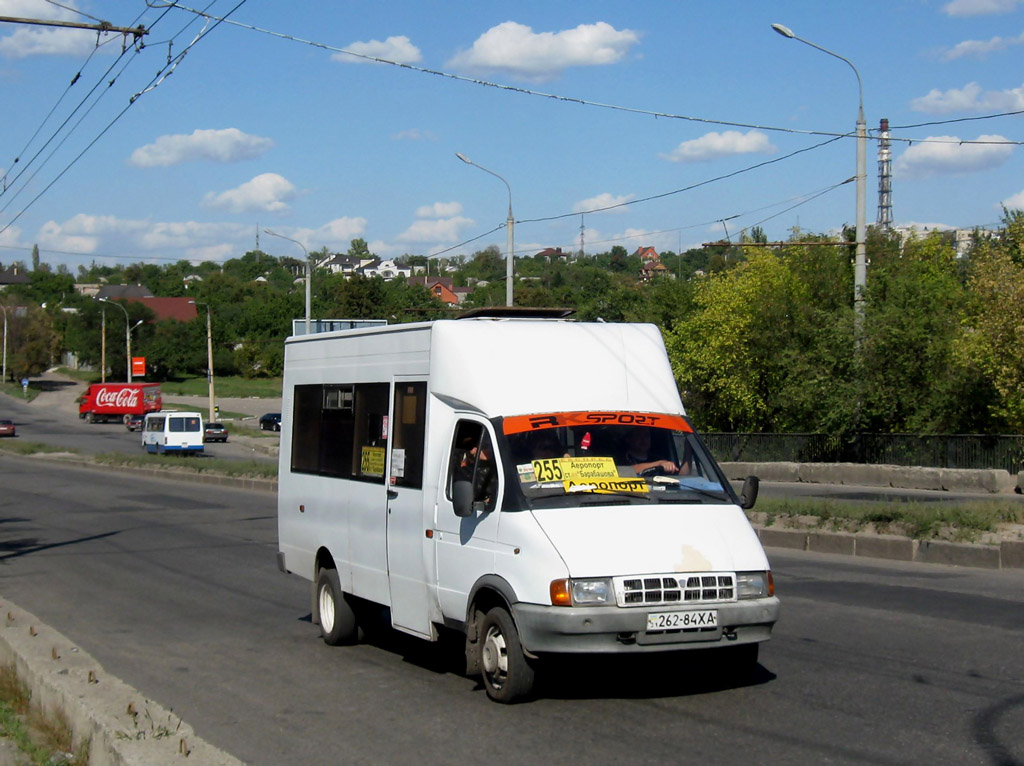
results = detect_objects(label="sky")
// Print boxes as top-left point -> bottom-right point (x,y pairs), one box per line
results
0,0 -> 1022,272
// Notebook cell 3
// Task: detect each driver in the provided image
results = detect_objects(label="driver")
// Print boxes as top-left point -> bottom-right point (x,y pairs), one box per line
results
622,428 -> 679,475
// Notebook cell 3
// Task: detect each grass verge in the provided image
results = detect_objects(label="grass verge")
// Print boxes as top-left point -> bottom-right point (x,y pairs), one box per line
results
0,441 -> 78,456
93,451 -> 277,480
0,664 -> 89,765
753,496 -> 1023,543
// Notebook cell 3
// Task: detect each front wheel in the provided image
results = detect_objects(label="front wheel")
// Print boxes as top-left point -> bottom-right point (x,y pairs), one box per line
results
316,569 -> 358,646
479,607 -> 535,703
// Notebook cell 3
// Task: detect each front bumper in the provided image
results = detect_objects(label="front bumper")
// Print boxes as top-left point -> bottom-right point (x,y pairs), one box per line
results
512,596 -> 780,654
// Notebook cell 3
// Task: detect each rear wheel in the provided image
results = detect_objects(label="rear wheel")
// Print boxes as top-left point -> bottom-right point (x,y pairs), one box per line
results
316,569 -> 358,646
479,607 -> 535,703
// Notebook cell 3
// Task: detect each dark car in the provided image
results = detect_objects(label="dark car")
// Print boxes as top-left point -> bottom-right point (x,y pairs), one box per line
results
203,422 -> 229,443
125,413 -> 144,431
259,413 -> 281,432
0,419 -> 15,437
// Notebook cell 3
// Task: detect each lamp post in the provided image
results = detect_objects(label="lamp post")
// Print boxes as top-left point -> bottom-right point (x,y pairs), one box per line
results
98,298 -> 141,383
264,229 -> 310,334
772,23 -> 867,324
189,300 -> 216,423
0,303 -> 8,385
456,152 -> 515,307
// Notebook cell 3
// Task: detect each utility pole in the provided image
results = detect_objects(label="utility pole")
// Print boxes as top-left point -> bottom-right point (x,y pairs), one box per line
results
0,15 -> 147,41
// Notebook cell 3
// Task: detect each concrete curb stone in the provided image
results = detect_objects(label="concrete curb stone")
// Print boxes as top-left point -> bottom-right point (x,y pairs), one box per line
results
0,600 -> 244,766
915,539 -> 1001,569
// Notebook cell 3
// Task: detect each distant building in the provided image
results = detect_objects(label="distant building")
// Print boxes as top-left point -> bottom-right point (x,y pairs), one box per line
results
635,246 -> 672,281
360,258 -> 412,281
535,247 -> 570,262
407,276 -> 471,305
0,265 -> 31,290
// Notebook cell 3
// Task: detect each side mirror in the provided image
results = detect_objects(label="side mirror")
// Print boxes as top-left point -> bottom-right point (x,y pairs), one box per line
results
453,480 -> 475,517
739,475 -> 759,510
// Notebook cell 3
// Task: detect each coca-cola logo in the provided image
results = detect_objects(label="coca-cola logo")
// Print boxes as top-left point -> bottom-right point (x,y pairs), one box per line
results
95,387 -> 140,408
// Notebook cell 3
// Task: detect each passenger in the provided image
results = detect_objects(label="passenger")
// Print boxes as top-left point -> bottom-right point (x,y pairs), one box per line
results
622,428 -> 679,475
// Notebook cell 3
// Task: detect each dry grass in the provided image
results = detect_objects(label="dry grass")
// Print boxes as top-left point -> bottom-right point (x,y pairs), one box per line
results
0,664 -> 89,765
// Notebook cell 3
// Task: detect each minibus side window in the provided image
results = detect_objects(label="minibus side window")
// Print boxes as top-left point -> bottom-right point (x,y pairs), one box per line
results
391,382 -> 426,489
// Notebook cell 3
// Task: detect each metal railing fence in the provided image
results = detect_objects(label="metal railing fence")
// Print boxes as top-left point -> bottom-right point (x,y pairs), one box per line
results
702,433 -> 1024,474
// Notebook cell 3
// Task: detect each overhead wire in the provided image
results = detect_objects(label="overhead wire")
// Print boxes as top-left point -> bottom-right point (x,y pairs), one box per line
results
148,2 -> 1024,147
0,0 -> 250,237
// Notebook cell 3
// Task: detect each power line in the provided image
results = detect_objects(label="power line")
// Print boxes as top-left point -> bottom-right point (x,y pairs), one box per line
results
152,2 -> 1024,148
0,0 -> 250,238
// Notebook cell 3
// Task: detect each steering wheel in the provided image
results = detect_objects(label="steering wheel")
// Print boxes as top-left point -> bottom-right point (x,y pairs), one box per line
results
639,465 -> 666,477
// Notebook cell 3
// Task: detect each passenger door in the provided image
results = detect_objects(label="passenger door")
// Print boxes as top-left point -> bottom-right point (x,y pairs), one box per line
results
433,417 -> 503,622
385,378 -> 432,638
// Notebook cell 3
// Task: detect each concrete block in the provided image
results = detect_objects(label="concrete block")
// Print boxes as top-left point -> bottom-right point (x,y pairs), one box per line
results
720,462 -> 800,482
807,531 -> 856,556
890,465 -> 944,491
828,463 -> 892,487
758,528 -> 807,550
915,540 -> 1000,569
1000,540 -> 1024,569
854,535 -> 916,562
939,468 -> 1014,494
1017,471 -> 1024,494
797,463 -> 841,484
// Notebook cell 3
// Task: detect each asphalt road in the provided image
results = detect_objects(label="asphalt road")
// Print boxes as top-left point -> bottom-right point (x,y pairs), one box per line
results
0,383 -> 278,465
0,456 -> 1021,766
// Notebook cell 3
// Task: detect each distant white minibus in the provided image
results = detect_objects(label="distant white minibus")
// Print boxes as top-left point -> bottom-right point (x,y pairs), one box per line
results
142,411 -> 204,455
276,311 -> 778,702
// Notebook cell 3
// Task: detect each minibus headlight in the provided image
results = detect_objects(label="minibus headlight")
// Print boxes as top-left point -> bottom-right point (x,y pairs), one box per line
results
570,578 -> 613,606
736,571 -> 774,599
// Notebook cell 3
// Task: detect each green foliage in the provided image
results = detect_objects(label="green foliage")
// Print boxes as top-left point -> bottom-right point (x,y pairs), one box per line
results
17,211 -> 1024,435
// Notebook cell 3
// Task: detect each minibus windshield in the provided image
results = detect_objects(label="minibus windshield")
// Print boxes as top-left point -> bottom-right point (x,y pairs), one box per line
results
500,412 -> 733,510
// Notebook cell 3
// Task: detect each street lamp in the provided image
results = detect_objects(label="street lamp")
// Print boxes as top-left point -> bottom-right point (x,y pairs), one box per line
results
188,300 -> 216,423
264,228 -> 311,334
772,22 -> 867,324
98,298 -> 142,383
0,303 -> 8,385
456,152 -> 515,307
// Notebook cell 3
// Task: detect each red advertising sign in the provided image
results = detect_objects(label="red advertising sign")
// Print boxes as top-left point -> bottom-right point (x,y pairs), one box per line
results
131,357 -> 146,377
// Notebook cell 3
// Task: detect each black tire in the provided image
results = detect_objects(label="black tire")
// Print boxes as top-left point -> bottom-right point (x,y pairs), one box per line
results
316,569 -> 358,646
478,606 -> 535,703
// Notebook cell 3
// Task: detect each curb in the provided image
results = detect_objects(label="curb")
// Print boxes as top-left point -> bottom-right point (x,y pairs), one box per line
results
723,461 -> 1024,495
0,599 -> 245,766
754,526 -> 1024,570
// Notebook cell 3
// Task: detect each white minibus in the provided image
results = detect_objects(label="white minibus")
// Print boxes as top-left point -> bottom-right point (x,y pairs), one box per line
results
276,311 -> 778,702
142,411 -> 204,455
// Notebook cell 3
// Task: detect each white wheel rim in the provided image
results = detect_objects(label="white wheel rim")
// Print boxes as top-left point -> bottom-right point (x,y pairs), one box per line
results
482,625 -> 508,687
319,584 -> 336,634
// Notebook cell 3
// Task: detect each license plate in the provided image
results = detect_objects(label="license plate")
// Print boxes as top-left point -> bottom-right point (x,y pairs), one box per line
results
646,610 -> 718,631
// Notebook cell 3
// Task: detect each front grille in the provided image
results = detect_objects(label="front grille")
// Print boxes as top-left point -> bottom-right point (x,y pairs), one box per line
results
615,573 -> 735,607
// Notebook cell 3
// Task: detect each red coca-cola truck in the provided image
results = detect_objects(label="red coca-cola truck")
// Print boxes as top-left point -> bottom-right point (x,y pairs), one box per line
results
78,382 -> 162,424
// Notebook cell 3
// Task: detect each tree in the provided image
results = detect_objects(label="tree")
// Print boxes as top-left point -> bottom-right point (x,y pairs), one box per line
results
954,212 -> 1024,430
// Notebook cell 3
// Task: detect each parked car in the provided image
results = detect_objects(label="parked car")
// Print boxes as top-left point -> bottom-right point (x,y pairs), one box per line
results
203,422 -> 229,443
259,412 -> 281,432
0,419 -> 15,437
125,413 -> 144,431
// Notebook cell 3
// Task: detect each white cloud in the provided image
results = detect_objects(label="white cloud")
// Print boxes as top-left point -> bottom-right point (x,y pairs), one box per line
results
660,130 -> 776,163
202,173 -> 297,214
0,1 -> 113,58
942,30 -> 1024,60
415,201 -> 463,218
943,0 -> 1024,15
129,129 -> 274,167
447,21 -> 640,81
397,217 -> 473,243
894,135 -> 1013,178
392,128 -> 437,141
572,192 -> 635,214
332,35 -> 421,64
1001,189 -> 1024,210
312,217 -> 369,245
911,82 -> 1024,113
